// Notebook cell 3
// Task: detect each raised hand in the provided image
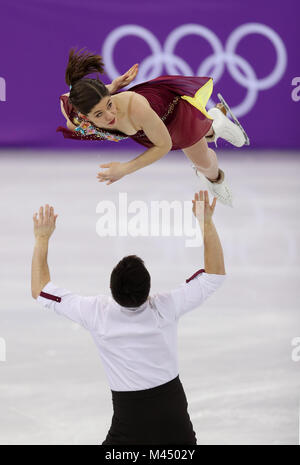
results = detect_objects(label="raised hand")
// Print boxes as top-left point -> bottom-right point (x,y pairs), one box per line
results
33,205 -> 58,239
111,64 -> 139,91
192,190 -> 217,226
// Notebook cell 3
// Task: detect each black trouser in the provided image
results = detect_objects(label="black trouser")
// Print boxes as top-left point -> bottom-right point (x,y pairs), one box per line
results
102,374 -> 197,445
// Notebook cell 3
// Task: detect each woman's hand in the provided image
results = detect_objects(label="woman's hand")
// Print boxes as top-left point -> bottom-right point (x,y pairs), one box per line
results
111,64 -> 139,92
97,162 -> 129,185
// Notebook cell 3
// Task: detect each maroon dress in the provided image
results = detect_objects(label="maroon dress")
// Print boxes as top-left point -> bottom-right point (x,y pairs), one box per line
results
57,75 -> 213,151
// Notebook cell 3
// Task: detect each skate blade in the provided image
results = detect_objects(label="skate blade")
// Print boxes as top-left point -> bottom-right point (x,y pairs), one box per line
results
217,93 -> 250,146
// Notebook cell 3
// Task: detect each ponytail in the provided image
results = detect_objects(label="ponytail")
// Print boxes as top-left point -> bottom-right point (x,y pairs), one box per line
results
65,47 -> 106,87
65,47 -> 109,115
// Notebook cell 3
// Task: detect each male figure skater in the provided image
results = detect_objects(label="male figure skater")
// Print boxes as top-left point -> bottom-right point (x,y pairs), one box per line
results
31,190 -> 226,445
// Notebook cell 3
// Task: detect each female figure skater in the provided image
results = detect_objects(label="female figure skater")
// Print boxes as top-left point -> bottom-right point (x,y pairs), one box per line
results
58,48 -> 249,206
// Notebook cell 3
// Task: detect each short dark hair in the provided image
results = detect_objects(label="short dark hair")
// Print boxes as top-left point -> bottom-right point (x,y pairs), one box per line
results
110,255 -> 151,308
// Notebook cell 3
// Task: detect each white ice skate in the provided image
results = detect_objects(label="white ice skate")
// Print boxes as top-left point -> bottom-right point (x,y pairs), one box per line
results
193,167 -> 233,207
206,94 -> 250,148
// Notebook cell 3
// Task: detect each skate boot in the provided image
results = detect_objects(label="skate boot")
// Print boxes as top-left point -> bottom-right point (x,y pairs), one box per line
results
205,103 -> 226,144
205,95 -> 250,148
193,167 -> 233,207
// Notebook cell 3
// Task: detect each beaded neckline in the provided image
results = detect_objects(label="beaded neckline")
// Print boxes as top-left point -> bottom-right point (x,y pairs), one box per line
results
72,115 -> 129,142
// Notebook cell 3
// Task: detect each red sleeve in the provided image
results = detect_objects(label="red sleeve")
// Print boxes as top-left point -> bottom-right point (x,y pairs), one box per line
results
60,95 -> 77,123
58,95 -> 87,140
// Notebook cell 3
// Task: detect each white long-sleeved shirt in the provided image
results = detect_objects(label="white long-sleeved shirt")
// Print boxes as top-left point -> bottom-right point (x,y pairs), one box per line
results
37,270 -> 226,391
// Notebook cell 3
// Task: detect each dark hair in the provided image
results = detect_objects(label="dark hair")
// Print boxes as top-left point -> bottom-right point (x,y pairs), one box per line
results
110,255 -> 151,308
65,47 -> 109,115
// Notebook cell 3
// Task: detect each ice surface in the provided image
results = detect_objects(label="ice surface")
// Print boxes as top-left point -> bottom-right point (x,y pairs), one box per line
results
0,149 -> 299,445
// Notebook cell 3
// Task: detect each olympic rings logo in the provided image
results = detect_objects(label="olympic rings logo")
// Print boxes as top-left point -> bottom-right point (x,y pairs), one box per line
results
102,23 -> 287,117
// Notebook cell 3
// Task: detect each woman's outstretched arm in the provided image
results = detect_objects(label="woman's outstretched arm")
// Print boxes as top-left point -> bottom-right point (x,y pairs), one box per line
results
97,93 -> 173,185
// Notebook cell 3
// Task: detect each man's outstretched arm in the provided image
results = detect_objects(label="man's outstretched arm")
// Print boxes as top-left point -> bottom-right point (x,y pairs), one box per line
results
152,190 -> 226,322
204,221 -> 225,275
31,205 -> 58,299
31,205 -> 102,331
193,190 -> 225,275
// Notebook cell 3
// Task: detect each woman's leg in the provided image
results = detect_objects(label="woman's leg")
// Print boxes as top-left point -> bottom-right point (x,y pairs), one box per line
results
182,136 -> 219,181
